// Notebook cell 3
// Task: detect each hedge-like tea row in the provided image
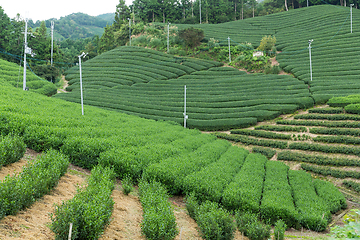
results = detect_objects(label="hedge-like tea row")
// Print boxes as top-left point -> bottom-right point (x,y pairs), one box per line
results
260,161 -> 298,227
99,133 -> 214,180
310,127 -> 360,137
214,132 -> 288,149
289,142 -> 360,156
222,153 -> 267,213
288,170 -> 331,232
345,103 -> 360,114
343,180 -> 360,193
327,95 -> 360,107
0,135 -> 26,166
138,181 -> 178,240
314,135 -> 360,145
255,125 -> 307,132
0,150 -> 69,219
294,114 -> 360,121
230,129 -> 291,140
252,147 -> 276,159
313,179 -> 347,214
51,165 -> 115,240
277,151 -> 360,167
183,146 -> 249,202
308,108 -> 344,114
301,163 -> 360,179
277,120 -> 360,128
144,139 -> 230,194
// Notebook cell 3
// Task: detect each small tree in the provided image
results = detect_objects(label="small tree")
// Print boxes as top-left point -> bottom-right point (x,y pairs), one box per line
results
258,35 -> 276,56
178,27 -> 204,49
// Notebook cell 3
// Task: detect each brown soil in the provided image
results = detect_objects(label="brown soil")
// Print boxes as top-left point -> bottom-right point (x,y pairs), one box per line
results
57,76 -> 69,93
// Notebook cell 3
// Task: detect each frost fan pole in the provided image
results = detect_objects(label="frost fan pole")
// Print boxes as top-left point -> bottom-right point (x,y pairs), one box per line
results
228,37 -> 231,63
184,85 -> 188,128
78,52 -> 87,115
23,18 -> 28,91
351,4 -> 354,33
167,22 -> 170,53
51,21 -> 54,67
308,39 -> 313,82
128,18 -> 131,46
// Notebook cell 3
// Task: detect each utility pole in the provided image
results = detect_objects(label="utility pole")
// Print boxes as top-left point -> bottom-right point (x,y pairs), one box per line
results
184,85 -> 188,128
127,18 -> 131,46
308,39 -> 313,82
167,22 -> 170,53
351,4 -> 354,33
51,21 -> 54,66
78,52 -> 88,116
199,0 -> 201,24
23,18 -> 28,91
228,37 -> 231,63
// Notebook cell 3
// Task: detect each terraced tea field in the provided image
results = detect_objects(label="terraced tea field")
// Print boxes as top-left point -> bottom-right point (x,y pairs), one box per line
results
55,46 -> 313,130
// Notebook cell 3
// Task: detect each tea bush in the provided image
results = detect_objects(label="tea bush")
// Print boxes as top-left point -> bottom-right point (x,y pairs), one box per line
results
0,134 -> 26,166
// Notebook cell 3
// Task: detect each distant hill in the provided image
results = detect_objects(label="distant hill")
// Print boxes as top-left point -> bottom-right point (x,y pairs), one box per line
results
97,13 -> 115,25
30,12 -> 109,40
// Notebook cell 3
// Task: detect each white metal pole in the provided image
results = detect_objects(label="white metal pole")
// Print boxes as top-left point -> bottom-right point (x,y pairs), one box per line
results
23,18 -> 28,91
184,85 -> 188,128
128,18 -> 131,46
308,40 -> 313,82
51,21 -> 54,66
167,22 -> 170,53
228,37 -> 231,63
199,0 -> 201,24
78,52 -> 87,115
351,4 -> 354,33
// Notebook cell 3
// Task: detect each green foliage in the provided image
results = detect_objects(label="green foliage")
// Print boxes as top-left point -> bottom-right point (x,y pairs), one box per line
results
301,163 -> 360,179
183,146 -> 249,202
313,179 -> 347,213
246,220 -> 271,240
178,27 -> 204,49
277,151 -> 360,167
138,180 -> 178,240
260,161 -> 299,228
222,153 -> 267,212
0,134 -> 26,166
51,165 -> 115,240
257,35 -> 276,56
310,127 -> 360,137
289,142 -> 360,156
330,209 -> 360,239
288,170 -> 331,231
308,107 -> 343,114
252,147 -> 276,159
195,201 -> 236,240
215,132 -> 288,149
0,150 -> 69,219
278,119 -> 360,128
23,125 -> 66,152
32,65 -> 60,83
235,211 -> 258,236
185,192 -> 199,219
345,103 -> 360,114
328,95 -> 360,108
121,174 -> 133,195
231,129 -> 291,140
255,124 -> 307,132
343,180 -> 360,193
274,220 -> 287,240
144,139 -> 230,195
295,113 -> 360,121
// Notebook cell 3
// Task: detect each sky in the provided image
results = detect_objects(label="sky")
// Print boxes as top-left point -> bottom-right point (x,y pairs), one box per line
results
1,0 -> 133,22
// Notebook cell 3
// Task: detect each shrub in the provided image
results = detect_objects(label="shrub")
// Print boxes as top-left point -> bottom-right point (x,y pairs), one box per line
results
0,150 -> 69,219
246,220 -> 271,240
235,211 -> 258,236
343,180 -> 360,193
0,134 -> 26,166
258,35 -> 276,56
274,220 -> 287,240
185,192 -> 199,219
121,174 -> 133,195
50,165 -> 115,240
195,201 -> 236,240
138,180 -> 178,240
252,147 -> 276,159
178,27 -> 204,48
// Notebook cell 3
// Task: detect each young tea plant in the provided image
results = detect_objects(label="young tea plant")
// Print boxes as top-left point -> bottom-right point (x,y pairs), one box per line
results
122,175 -> 133,195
